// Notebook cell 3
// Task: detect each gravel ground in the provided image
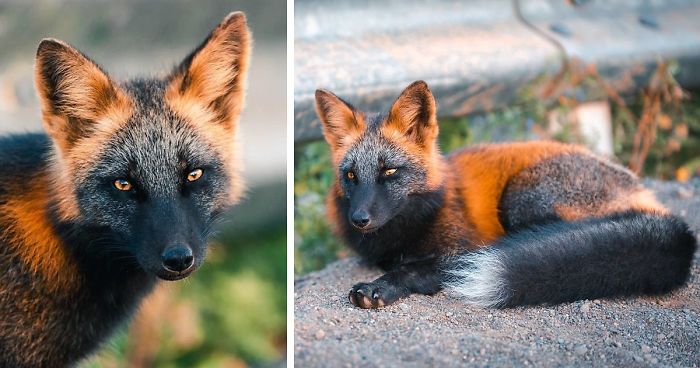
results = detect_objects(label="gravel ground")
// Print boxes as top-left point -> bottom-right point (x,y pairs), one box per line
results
294,180 -> 700,367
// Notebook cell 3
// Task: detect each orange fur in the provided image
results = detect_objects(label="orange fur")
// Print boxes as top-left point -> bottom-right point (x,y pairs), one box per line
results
384,81 -> 438,146
315,89 -> 367,165
167,12 -> 250,128
35,39 -> 133,154
382,81 -> 444,189
320,83 -> 670,250
47,107 -> 136,221
555,188 -> 668,221
380,127 -> 446,190
35,39 -> 135,221
0,176 -> 80,293
166,12 -> 250,205
449,141 -> 589,244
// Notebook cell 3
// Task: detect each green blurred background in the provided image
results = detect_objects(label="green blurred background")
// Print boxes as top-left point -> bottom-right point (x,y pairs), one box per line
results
0,1 -> 286,367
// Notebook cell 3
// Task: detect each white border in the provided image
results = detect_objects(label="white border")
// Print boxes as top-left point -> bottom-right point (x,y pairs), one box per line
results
286,0 -> 294,365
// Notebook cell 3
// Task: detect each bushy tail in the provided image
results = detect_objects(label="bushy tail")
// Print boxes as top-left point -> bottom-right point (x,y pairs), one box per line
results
444,211 -> 697,308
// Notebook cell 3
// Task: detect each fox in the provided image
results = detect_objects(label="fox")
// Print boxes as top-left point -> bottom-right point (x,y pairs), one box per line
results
0,12 -> 250,367
315,80 -> 697,310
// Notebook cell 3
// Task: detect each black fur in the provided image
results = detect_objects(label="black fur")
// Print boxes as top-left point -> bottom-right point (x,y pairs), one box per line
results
75,78 -> 229,278
498,154 -> 638,232
1,13 -> 249,366
448,211 -> 697,307
336,188 -> 450,306
336,189 -> 444,268
349,256 -> 444,308
0,133 -> 157,366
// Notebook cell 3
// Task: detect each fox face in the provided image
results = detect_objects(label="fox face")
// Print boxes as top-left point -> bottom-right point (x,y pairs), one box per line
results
34,13 -> 250,280
316,81 -> 445,233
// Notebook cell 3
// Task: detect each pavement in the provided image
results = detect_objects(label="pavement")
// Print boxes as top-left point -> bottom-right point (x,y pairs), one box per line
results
294,179 -> 700,367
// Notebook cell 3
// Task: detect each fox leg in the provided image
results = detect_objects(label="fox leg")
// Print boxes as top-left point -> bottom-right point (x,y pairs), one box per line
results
349,256 -> 443,309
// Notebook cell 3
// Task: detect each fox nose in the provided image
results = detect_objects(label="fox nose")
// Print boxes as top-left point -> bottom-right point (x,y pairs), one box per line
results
351,210 -> 371,229
161,245 -> 194,272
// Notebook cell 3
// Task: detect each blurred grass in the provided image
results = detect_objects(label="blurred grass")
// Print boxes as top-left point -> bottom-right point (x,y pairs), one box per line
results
294,84 -> 700,275
294,143 -> 345,274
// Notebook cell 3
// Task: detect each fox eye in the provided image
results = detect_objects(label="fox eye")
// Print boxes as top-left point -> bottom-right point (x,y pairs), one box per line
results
187,168 -> 204,182
346,171 -> 355,180
384,168 -> 397,177
114,179 -> 132,191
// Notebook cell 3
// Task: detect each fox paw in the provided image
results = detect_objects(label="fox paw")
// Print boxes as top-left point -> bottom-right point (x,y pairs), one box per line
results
348,281 -> 406,309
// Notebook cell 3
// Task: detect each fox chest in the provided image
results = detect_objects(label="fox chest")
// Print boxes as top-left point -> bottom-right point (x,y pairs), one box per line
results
0,255 -> 153,367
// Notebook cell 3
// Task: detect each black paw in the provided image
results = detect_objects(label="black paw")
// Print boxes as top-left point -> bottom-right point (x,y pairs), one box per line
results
348,281 -> 407,309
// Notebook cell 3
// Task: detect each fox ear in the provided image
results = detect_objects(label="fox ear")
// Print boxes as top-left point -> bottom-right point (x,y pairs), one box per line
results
35,39 -> 131,149
386,81 -> 438,146
166,12 -> 251,130
315,89 -> 365,150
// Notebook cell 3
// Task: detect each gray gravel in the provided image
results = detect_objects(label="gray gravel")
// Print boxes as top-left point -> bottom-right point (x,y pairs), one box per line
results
294,180 -> 700,367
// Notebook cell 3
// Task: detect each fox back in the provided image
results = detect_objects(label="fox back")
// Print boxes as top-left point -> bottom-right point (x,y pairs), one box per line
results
0,12 -> 250,367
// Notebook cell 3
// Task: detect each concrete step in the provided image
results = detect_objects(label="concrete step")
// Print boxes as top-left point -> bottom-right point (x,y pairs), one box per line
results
294,0 -> 700,142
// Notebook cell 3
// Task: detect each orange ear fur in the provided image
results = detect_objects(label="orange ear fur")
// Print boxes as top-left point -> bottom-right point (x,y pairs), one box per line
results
165,11 -> 251,130
315,89 -> 366,160
385,80 -> 438,147
34,38 -> 132,152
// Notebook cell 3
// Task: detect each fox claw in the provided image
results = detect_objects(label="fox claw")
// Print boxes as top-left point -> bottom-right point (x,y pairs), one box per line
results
349,281 -> 402,309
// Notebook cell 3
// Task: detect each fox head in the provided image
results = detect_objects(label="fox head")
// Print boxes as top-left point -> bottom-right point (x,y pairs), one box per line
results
34,12 -> 250,280
316,81 -> 446,233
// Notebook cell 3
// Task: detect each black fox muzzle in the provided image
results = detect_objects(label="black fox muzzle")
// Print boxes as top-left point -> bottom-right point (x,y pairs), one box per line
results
350,209 -> 371,229
161,245 -> 194,273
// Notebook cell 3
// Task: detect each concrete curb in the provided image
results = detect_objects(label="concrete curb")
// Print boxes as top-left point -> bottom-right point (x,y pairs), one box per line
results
294,0 -> 700,142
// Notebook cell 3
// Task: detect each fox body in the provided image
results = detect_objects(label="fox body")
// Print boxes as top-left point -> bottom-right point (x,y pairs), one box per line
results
316,81 -> 697,309
0,13 -> 250,367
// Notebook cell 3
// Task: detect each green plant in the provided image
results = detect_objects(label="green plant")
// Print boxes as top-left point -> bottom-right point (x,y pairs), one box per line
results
294,142 -> 346,274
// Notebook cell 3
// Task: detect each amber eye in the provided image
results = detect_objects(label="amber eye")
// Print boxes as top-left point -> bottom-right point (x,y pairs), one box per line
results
384,168 -> 397,177
187,168 -> 204,182
346,171 -> 355,180
114,179 -> 132,191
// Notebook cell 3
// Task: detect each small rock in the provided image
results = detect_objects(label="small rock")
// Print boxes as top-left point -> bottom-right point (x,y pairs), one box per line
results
633,355 -> 644,363
315,329 -> 326,340
574,345 -> 587,355
580,303 -> 591,314
676,187 -> 693,199
656,333 -> 665,340
641,345 -> 651,353
613,341 -> 622,348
